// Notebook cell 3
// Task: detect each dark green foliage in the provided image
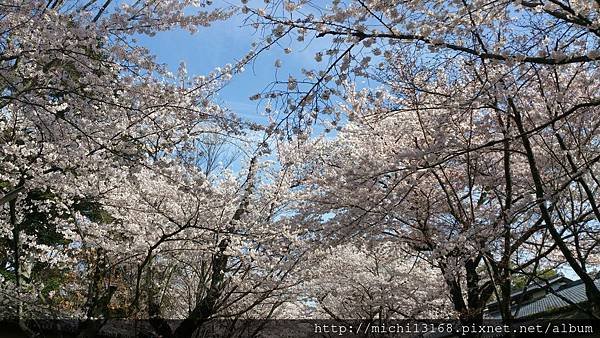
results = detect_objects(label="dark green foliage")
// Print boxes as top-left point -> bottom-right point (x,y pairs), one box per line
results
512,269 -> 559,290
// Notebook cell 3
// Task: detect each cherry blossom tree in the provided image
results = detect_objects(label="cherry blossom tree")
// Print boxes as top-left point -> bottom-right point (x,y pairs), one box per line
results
3,0 -> 600,336
245,0 -> 600,322
0,1 -> 305,337
299,242 -> 451,320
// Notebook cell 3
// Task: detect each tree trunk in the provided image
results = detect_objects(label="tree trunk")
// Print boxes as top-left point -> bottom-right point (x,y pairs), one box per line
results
509,98 -> 600,316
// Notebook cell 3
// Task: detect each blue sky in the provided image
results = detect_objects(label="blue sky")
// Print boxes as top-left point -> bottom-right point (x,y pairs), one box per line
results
135,11 -> 333,173
137,10 -> 327,125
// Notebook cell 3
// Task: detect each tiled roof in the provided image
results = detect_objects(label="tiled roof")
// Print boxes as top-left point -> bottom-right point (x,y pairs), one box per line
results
486,276 -> 570,308
486,279 -> 600,319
